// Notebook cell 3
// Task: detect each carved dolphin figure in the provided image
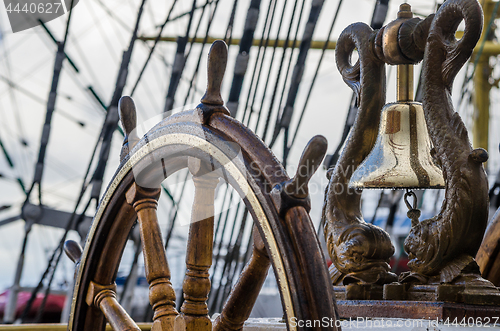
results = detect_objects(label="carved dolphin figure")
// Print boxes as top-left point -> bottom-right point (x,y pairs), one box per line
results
323,22 -> 397,285
403,0 -> 490,283
325,0 -> 492,286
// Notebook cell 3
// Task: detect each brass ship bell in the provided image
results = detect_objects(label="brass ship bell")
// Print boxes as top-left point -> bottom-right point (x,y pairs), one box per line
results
349,5 -> 445,190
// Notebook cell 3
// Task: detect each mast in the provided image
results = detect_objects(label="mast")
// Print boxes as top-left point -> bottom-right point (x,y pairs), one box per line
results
16,1 -> 147,323
3,0 -> 77,322
88,0 -> 146,201
472,0 -> 497,161
226,0 -> 262,117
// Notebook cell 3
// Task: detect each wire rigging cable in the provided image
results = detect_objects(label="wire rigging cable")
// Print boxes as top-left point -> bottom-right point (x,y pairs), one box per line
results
239,0 -> 278,123
242,0 -> 294,126
268,0 -> 325,154
163,0 -> 198,114
20,0 -> 148,321
130,0 -> 179,96
259,0 -> 305,139
27,0 -> 78,205
226,0 -> 262,117
182,0 -> 222,106
290,0 -> 344,147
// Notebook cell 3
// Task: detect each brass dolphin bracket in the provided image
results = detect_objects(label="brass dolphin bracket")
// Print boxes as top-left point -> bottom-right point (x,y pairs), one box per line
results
324,0 -> 500,304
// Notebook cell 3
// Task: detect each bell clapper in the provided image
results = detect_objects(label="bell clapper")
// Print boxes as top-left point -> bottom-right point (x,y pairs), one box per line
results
404,189 -> 421,227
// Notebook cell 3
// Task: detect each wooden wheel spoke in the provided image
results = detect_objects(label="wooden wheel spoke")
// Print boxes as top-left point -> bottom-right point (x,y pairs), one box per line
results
126,183 -> 178,330
71,42 -> 338,331
86,281 -> 140,331
175,158 -> 219,331
214,227 -> 271,331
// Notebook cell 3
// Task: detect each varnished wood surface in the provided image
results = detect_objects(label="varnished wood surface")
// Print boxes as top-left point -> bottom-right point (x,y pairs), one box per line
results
214,227 -> 271,331
70,40 -> 338,330
85,281 -> 140,331
477,210 -> 500,286
176,160 -> 219,331
70,117 -> 337,330
126,183 -> 178,330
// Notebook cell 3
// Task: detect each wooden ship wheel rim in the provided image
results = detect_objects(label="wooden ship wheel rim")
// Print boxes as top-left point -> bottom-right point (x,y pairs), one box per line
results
68,109 -> 335,330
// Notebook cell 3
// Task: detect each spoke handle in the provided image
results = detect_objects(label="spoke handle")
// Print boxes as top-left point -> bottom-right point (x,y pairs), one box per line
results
64,240 -> 82,264
285,135 -> 328,199
201,40 -> 227,106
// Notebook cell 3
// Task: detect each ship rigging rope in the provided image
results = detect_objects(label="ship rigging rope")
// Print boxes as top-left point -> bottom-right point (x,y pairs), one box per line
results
224,0 -> 239,45
67,36 -> 104,93
239,0 -> 278,123
162,0 -> 197,114
254,0 -> 305,132
27,0 -> 77,205
213,0 -> 314,312
0,136 -> 25,192
0,24 -> 30,181
130,0 -> 179,96
160,0 -> 222,250
220,207 -> 250,306
93,0 -> 131,31
85,0 -> 120,61
259,0 -> 304,137
0,0 -> 117,208
34,20 -> 120,122
208,0 -> 282,312
155,0 -> 229,314
260,1 -> 306,140
150,0 -> 253,314
215,0 -> 322,311
206,0 -> 264,313
242,0 -> 294,126
143,0 -> 224,260
21,0 -> 82,313
210,205 -> 248,312
204,2 -> 265,298
210,189 -> 235,283
0,74 -> 88,128
34,25 -> 116,125
290,0 -> 344,147
243,0 -> 291,127
115,1 -> 219,317
182,0 -> 222,106
186,0 -> 227,108
209,200 -> 244,310
226,0 -> 262,117
212,1 -> 306,310
20,0 -> 148,321
268,0 -> 325,153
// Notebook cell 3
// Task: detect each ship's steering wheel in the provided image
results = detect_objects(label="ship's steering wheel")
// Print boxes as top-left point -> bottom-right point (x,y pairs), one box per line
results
66,41 -> 337,331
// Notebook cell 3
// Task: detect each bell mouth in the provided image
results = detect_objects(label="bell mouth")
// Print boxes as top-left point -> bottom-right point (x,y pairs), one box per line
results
348,102 -> 445,190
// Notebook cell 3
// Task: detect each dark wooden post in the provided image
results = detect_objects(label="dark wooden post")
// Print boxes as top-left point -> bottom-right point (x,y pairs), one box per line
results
175,158 -> 219,331
86,281 -> 140,331
126,183 -> 178,330
213,227 -> 271,331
